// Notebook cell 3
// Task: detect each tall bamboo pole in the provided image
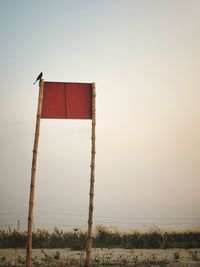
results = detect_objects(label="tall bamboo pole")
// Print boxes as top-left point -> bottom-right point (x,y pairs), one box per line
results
84,83 -> 96,267
26,79 -> 44,267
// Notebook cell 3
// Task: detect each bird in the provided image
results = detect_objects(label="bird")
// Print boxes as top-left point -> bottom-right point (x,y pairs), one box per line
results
33,72 -> 43,84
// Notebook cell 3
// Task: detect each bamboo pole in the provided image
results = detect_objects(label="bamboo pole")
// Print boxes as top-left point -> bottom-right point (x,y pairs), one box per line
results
26,79 -> 44,267
84,83 -> 96,267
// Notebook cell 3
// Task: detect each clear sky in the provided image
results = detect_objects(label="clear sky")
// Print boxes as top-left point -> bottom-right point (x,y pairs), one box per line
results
0,0 -> 200,230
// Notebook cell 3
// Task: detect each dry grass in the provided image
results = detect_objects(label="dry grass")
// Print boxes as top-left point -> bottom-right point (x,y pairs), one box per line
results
1,248 -> 200,266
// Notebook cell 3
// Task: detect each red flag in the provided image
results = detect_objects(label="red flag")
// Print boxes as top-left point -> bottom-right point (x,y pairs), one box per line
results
41,82 -> 92,119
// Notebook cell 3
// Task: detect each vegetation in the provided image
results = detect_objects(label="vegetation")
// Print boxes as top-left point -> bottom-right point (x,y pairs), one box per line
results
1,248 -> 200,266
0,249 -> 171,267
0,225 -> 200,249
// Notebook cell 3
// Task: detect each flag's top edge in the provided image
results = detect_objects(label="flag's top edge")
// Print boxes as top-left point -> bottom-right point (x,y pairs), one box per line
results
44,81 -> 93,85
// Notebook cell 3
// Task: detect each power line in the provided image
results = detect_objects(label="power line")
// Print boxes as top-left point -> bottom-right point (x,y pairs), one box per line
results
1,210 -> 200,221
34,210 -> 200,220
0,211 -> 27,216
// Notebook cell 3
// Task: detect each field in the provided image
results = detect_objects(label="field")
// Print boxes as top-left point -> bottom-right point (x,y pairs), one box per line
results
1,227 -> 200,266
0,248 -> 200,266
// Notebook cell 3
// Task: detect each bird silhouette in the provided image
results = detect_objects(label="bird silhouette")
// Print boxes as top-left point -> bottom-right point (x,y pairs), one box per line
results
33,72 -> 43,85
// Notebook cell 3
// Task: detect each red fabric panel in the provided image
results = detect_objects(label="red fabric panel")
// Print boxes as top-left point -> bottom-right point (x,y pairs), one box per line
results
67,83 -> 92,119
41,82 -> 92,119
42,82 -> 66,119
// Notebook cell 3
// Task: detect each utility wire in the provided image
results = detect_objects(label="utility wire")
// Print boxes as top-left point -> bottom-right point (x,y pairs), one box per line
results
1,210 -> 200,221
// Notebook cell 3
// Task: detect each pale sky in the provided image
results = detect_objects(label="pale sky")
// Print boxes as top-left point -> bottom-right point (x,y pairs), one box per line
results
0,0 -> 200,230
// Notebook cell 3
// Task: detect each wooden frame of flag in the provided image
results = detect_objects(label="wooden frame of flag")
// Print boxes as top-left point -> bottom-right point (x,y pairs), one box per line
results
26,79 -> 96,267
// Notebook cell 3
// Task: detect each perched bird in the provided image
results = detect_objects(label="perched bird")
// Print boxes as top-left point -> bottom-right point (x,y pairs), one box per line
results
33,72 -> 43,84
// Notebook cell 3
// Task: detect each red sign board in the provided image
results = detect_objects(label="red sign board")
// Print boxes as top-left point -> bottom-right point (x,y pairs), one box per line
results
41,82 -> 92,119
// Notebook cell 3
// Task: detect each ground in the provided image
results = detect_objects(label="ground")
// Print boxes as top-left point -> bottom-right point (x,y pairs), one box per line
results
0,248 -> 200,266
